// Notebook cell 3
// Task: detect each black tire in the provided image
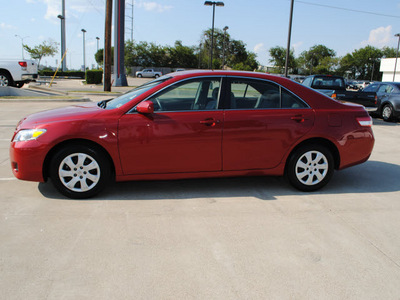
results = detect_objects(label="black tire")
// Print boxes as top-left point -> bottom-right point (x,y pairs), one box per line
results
137,74 -> 142,78
382,104 -> 394,122
49,145 -> 111,199
15,82 -> 24,88
155,74 -> 160,78
286,144 -> 334,192
0,71 -> 13,87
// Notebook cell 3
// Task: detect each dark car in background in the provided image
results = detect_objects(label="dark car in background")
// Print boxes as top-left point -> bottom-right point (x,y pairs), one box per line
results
302,75 -> 377,108
362,82 -> 400,122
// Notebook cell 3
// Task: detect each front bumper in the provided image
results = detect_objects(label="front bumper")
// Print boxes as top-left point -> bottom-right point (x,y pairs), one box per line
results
9,140 -> 48,182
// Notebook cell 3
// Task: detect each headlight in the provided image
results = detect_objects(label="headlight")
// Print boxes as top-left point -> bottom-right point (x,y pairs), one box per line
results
13,129 -> 47,142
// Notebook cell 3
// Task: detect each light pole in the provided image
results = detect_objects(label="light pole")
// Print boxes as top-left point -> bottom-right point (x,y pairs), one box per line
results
15,35 -> 29,59
393,33 -> 400,82
57,14 -> 66,71
204,1 -> 224,69
81,29 -> 87,72
96,37 -> 100,69
284,0 -> 295,77
222,26 -> 229,69
198,42 -> 202,69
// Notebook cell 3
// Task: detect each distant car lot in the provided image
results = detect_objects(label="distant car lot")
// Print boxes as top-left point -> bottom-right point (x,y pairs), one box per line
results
1,99 -> 400,298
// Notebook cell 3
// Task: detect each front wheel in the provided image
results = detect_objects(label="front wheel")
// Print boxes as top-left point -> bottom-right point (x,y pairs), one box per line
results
137,74 -> 142,78
0,72 -> 13,87
50,145 -> 111,199
286,144 -> 334,191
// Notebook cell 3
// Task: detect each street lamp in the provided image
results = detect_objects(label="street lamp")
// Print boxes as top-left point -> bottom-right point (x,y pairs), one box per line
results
204,1 -> 224,69
394,33 -> 400,82
14,35 -> 29,59
222,26 -> 229,69
81,29 -> 87,72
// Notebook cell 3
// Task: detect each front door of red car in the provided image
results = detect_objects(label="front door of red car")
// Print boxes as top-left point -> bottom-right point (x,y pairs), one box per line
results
118,77 -> 224,175
222,78 -> 315,171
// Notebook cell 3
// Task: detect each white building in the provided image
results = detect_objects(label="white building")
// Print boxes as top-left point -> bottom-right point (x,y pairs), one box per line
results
380,58 -> 400,82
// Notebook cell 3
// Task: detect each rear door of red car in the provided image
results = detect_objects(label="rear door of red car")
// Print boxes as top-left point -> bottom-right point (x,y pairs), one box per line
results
118,77 -> 224,175
222,77 -> 315,171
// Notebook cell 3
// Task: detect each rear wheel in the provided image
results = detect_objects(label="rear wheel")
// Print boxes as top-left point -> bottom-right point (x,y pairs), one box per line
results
15,82 -> 24,88
50,145 -> 111,199
382,104 -> 394,122
286,144 -> 334,191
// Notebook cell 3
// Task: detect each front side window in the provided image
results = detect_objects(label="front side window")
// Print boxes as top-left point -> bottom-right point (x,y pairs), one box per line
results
148,78 -> 221,111
229,78 -> 308,109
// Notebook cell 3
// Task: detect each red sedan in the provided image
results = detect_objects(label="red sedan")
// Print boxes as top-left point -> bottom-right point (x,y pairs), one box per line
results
10,70 -> 374,198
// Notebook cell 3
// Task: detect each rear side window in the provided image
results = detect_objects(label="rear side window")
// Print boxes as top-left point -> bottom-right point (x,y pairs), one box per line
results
228,78 -> 308,109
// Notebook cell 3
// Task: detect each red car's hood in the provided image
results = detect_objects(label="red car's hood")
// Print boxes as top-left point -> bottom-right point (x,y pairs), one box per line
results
17,102 -> 103,128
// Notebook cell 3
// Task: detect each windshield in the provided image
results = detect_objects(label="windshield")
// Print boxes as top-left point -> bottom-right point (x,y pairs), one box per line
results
102,76 -> 171,109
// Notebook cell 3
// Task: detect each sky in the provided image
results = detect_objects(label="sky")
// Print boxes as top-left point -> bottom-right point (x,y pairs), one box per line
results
1,0 -> 400,70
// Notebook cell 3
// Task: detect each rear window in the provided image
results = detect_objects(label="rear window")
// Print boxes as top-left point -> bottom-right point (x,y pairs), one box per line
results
312,77 -> 345,89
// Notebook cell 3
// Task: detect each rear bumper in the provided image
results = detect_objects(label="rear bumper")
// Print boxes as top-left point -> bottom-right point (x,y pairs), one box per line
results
21,74 -> 38,82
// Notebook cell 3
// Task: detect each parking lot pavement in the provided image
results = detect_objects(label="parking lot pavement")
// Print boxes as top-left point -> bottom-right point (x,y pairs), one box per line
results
1,101 -> 400,299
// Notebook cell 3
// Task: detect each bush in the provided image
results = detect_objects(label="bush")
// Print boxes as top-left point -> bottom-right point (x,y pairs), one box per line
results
86,70 -> 103,84
38,70 -> 85,79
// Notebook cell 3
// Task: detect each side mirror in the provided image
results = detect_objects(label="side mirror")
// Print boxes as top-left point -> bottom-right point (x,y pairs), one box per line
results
136,100 -> 154,114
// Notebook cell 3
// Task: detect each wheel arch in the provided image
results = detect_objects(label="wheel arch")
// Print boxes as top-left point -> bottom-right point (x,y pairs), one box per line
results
285,137 -> 340,172
43,138 -> 116,181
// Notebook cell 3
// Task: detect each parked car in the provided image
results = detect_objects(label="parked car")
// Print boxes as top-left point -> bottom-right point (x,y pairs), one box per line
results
302,75 -> 377,108
362,82 -> 400,121
10,70 -> 374,198
0,59 -> 38,88
135,69 -> 162,78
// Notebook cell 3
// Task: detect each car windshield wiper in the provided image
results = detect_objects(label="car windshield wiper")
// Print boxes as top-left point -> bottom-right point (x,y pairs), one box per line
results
97,99 -> 112,109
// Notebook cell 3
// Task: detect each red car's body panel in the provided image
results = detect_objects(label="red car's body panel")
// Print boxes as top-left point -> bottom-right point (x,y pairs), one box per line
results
9,70 -> 374,187
118,111 -> 224,174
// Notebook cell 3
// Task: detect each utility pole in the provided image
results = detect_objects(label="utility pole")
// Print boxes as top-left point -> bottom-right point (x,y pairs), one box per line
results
284,0 -> 294,78
104,0 -> 112,91
113,0 -> 128,86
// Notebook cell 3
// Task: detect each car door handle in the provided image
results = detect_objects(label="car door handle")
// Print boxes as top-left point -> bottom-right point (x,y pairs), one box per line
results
291,115 -> 307,123
200,118 -> 220,127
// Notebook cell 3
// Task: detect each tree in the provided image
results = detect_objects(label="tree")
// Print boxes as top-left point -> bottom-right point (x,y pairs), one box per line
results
23,39 -> 59,69
269,46 -> 295,73
201,28 -> 259,70
338,46 -> 382,80
298,44 -> 336,74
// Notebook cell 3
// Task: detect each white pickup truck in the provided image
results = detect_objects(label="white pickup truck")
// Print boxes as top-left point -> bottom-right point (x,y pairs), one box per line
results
0,59 -> 38,88
135,69 -> 162,78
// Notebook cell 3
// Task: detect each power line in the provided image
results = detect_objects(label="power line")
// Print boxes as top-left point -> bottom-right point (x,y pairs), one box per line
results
296,1 -> 400,19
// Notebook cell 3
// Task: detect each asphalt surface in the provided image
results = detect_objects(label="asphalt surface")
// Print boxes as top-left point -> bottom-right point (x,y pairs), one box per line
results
1,81 -> 400,299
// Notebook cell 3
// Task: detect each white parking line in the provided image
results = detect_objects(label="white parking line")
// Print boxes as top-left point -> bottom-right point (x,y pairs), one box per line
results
0,178 -> 16,181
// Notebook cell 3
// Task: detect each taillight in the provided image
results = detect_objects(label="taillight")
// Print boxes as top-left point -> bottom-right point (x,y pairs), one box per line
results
18,61 -> 27,68
331,93 -> 337,99
374,95 -> 377,105
357,116 -> 373,127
